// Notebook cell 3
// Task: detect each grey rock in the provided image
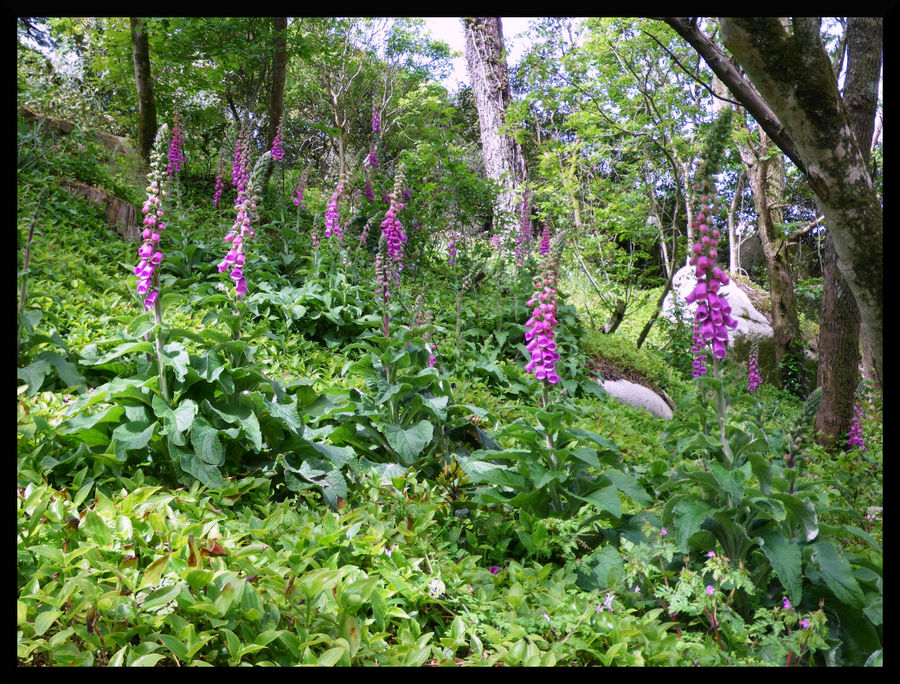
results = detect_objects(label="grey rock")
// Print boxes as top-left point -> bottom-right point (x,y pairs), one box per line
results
662,265 -> 773,342
602,378 -> 673,420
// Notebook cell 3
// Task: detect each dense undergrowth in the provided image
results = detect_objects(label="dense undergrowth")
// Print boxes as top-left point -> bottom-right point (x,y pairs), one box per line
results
17,116 -> 882,667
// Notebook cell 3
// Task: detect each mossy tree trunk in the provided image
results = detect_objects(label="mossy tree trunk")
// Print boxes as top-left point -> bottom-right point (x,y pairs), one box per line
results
718,17 -> 883,387
130,17 -> 157,166
262,17 -> 288,189
463,17 -> 528,233
736,125 -> 801,383
815,16 -> 881,446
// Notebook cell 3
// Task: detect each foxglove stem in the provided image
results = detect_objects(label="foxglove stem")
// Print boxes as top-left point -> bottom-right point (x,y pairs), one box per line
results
151,284 -> 169,403
712,356 -> 729,464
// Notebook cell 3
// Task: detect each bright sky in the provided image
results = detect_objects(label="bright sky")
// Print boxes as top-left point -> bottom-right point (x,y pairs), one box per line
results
422,17 -> 538,91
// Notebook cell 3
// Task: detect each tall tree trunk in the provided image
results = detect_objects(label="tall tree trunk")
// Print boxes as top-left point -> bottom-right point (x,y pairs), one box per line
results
262,17 -> 288,189
815,16 -> 882,446
266,17 -> 288,150
463,17 -> 528,234
130,17 -> 157,165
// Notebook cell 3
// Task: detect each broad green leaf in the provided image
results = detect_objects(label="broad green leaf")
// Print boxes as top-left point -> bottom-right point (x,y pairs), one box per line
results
264,395 -> 302,432
755,524 -> 802,604
152,395 -> 197,447
39,350 -> 86,388
384,420 -> 433,464
671,497 -> 715,553
130,653 -> 168,667
571,484 -> 621,518
17,359 -> 52,395
33,609 -> 62,636
161,342 -> 190,381
771,493 -> 818,542
140,583 -> 181,611
605,468 -> 652,505
190,415 -> 224,466
317,646 -> 346,666
812,539 -> 865,608
81,510 -> 113,546
138,555 -> 170,591
111,420 -> 156,459
576,544 -> 625,591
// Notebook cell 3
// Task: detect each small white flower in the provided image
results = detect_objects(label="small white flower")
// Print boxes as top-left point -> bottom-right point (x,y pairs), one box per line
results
427,578 -> 445,597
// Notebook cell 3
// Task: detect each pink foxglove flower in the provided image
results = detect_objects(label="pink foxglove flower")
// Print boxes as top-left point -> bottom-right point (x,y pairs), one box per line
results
684,178 -> 737,361
524,248 -> 561,384
691,324 -> 708,378
538,225 -> 551,255
747,339 -> 762,391
371,108 -> 381,133
212,156 -> 225,207
324,183 -> 344,243
134,125 -> 170,310
847,403 -> 866,451
380,166 -> 409,287
271,120 -> 284,162
166,114 -> 185,177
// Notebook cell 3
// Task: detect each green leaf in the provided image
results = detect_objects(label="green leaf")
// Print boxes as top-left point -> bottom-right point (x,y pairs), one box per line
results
575,544 -> 625,591
755,524 -> 802,604
771,492 -> 818,542
138,555 -> 170,591
130,653 -> 168,667
81,510 -> 113,546
605,468 -> 652,505
33,609 -> 63,636
190,415 -> 224,466
16,359 -> 51,397
111,420 -> 156,462
812,539 -> 865,608
571,484 -> 621,518
39,350 -> 86,388
384,420 -> 434,465
152,395 -> 197,447
671,497 -> 715,553
161,342 -> 190,382
317,646 -> 346,666
264,395 -> 302,432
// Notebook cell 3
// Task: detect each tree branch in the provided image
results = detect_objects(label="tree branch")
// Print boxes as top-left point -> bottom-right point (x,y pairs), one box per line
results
653,17 -> 807,176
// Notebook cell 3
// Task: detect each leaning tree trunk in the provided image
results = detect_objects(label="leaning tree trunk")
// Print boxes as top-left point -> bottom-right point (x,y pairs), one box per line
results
718,17 -> 883,387
815,16 -> 882,446
463,17 -> 528,234
736,125 -> 801,383
130,17 -> 157,165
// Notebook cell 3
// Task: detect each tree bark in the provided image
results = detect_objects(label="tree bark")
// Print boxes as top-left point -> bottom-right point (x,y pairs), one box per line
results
463,17 -> 528,233
262,17 -> 288,189
815,16 -> 882,446
130,17 -> 157,165
717,17 -> 883,387
736,124 -> 801,382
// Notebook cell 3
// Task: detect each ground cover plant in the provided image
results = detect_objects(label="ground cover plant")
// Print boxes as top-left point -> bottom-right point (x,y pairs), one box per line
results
18,16 -> 882,667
